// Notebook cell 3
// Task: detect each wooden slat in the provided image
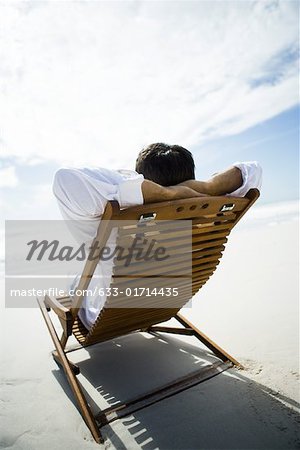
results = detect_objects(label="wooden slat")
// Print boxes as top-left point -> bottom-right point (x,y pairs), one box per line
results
106,286 -> 191,303
112,239 -> 228,266
104,294 -> 191,309
84,308 -> 180,345
118,220 -> 233,238
117,220 -> 188,237
191,275 -> 211,285
148,326 -> 194,335
192,267 -> 217,278
93,307 -> 178,325
110,268 -> 215,290
191,222 -> 234,233
115,196 -> 249,221
113,252 -> 223,276
107,285 -> 190,305
117,216 -> 233,243
114,237 -> 228,262
192,260 -> 220,273
112,256 -> 220,278
117,230 -> 229,253
112,244 -> 226,271
117,224 -> 230,243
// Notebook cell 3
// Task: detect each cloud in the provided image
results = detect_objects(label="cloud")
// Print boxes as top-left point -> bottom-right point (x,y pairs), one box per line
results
0,0 -> 298,167
0,166 -> 18,188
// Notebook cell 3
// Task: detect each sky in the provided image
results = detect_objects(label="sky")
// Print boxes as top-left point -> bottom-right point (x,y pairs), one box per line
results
0,0 -> 299,222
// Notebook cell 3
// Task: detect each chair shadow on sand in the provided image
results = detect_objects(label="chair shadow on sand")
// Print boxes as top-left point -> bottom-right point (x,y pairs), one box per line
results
52,332 -> 300,450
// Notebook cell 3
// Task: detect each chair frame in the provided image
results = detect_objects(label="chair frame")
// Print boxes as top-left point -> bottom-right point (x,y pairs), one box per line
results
38,189 -> 259,443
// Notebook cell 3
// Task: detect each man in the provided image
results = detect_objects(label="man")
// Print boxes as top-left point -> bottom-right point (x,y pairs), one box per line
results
134,143 -> 261,198
53,143 -> 262,329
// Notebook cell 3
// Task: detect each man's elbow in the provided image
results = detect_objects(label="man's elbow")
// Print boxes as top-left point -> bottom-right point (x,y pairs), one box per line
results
52,167 -> 75,198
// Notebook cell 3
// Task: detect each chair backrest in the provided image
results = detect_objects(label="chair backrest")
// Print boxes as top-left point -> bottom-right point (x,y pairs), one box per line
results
72,189 -> 260,346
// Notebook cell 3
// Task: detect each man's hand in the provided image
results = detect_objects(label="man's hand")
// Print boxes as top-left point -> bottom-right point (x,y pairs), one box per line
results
141,180 -> 205,204
178,166 -> 243,196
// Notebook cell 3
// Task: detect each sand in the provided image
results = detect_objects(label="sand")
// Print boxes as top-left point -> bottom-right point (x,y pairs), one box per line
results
0,201 -> 299,449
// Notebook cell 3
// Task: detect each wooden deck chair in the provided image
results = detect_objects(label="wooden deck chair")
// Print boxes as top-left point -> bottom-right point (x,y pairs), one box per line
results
38,188 -> 259,443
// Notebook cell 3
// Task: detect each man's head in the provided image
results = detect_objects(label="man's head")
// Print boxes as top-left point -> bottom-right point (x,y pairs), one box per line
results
135,143 -> 195,186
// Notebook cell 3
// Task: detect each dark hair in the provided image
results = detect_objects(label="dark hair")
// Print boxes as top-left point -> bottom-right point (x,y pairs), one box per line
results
135,143 -> 195,186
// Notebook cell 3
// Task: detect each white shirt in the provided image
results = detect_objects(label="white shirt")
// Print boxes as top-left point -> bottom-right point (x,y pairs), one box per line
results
53,167 -> 144,245
53,161 -> 262,329
53,167 -> 144,329
229,161 -> 262,197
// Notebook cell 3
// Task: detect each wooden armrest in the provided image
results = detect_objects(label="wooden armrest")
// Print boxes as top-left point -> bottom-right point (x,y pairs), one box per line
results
44,295 -> 74,336
45,295 -> 72,321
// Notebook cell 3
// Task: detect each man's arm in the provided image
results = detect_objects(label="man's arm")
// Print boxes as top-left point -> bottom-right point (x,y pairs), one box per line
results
178,166 -> 243,196
141,179 -> 206,203
53,167 -> 205,221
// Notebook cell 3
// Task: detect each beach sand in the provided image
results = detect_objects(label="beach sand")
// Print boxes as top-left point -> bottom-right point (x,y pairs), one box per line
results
1,203 -> 299,449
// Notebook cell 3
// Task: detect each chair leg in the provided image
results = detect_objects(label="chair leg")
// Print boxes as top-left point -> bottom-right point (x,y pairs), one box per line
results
175,313 -> 243,368
37,297 -> 104,444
